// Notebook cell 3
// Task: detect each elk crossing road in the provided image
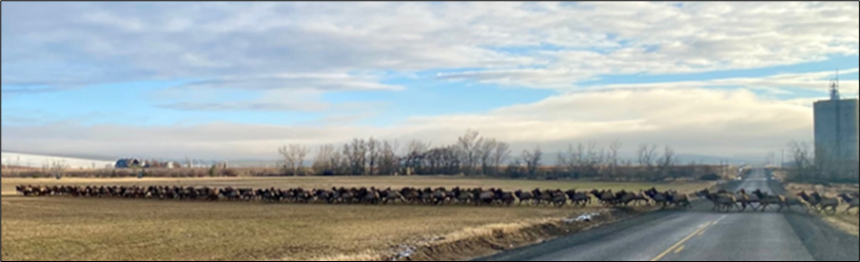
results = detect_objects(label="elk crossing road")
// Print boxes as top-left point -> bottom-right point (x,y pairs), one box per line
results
478,169 -> 860,261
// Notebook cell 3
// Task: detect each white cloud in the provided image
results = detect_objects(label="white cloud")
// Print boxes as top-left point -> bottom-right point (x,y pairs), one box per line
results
3,2 -> 857,90
582,68 -> 860,97
1,87 -> 817,160
2,2 -> 856,160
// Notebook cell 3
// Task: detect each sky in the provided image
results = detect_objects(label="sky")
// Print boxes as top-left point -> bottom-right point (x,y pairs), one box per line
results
2,2 -> 859,162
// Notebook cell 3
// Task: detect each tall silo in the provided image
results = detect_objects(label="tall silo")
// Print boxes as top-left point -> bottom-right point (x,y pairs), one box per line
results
813,77 -> 860,181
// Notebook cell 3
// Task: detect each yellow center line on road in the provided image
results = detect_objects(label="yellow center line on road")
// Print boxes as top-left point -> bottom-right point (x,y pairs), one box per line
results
674,246 -> 685,254
650,222 -> 714,261
713,215 -> 728,225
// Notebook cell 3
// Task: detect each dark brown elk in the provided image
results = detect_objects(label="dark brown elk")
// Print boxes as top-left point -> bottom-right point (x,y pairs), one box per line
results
776,194 -> 804,213
697,189 -> 739,212
400,187 -> 421,204
381,188 -> 405,205
454,187 -> 473,205
752,189 -> 780,212
839,193 -> 858,214
515,190 -> 533,206
432,187 -> 448,205
479,188 -> 496,206
811,192 -> 839,214
494,189 -> 515,206
591,189 -> 616,206
550,190 -> 568,208
532,188 -> 552,206
565,189 -> 590,207
736,189 -> 761,211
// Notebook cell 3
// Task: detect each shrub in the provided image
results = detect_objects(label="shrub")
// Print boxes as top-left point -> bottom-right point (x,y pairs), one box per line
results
699,173 -> 721,181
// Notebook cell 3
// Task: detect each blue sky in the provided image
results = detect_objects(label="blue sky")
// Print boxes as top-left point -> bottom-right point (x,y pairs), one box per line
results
2,2 -> 858,160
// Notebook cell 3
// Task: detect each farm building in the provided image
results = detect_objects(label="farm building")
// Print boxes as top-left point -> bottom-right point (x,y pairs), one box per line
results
115,158 -> 145,168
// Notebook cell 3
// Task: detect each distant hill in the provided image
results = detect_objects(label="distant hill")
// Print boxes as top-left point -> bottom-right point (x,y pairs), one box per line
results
0,151 -> 116,169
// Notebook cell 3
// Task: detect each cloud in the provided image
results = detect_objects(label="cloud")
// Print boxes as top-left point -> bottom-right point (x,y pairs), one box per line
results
1,87 -> 816,160
156,101 -> 328,112
174,74 -> 404,92
583,68 -> 860,95
3,2 -> 857,91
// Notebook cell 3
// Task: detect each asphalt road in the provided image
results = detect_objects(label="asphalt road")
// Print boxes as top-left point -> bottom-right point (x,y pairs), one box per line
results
478,169 -> 859,261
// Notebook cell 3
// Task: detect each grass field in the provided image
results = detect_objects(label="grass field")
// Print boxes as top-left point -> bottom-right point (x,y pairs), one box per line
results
1,177 -> 713,261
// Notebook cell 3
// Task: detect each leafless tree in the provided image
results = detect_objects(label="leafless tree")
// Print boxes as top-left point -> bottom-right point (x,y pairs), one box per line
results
788,141 -> 813,181
48,159 -> 68,179
608,140 -> 622,180
367,137 -> 380,175
638,144 -> 658,167
492,141 -> 511,176
457,129 -> 481,176
312,144 -> 336,175
404,140 -> 429,175
279,144 -> 310,176
521,146 -> 542,178
583,142 -> 604,178
377,140 -> 400,175
342,139 -> 367,176
479,138 -> 498,176
658,146 -> 676,181
557,143 -> 584,179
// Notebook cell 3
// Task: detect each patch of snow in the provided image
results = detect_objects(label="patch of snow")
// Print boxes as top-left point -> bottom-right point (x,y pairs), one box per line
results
564,212 -> 601,223
391,245 -> 415,261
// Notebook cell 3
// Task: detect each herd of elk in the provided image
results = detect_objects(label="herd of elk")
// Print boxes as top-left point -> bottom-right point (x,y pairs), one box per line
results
696,188 -> 858,214
14,184 -> 687,209
16,184 -> 857,214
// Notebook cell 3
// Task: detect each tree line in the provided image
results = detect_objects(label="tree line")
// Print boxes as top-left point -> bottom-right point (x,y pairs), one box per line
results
784,141 -> 859,184
278,129 -> 724,182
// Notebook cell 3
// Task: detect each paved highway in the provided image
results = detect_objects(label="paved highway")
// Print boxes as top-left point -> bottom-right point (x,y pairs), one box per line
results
478,169 -> 859,261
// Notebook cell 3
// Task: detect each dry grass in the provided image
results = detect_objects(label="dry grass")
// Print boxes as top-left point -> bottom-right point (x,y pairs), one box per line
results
1,177 -> 710,261
2,196 -> 603,261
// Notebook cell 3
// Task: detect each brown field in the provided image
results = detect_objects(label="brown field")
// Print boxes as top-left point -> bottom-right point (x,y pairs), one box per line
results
1,177 -> 713,261
785,183 -> 860,236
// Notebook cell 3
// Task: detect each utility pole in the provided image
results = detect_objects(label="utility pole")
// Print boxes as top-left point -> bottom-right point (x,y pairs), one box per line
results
781,149 -> 784,169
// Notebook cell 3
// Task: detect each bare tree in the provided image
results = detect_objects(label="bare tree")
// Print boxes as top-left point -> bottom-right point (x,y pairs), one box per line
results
330,149 -> 346,175
457,129 -> 481,176
378,140 -> 400,175
557,143 -> 585,179
492,141 -> 511,176
583,142 -> 604,178
50,159 -> 68,179
343,139 -> 367,176
638,144 -> 658,167
787,141 -> 813,181
521,146 -> 543,178
279,144 -> 310,176
367,137 -> 380,175
479,138 -> 497,176
608,140 -> 622,180
658,146 -> 676,181
312,144 -> 336,175
637,144 -> 659,180
405,140 -> 430,175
